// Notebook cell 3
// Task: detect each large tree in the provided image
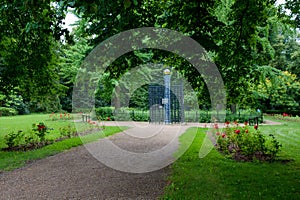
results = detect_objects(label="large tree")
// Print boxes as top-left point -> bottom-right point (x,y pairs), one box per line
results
67,0 -> 281,108
0,0 -> 69,111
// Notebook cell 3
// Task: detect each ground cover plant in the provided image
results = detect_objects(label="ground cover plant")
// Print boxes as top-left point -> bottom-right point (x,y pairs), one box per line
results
162,119 -> 300,199
0,114 -> 126,172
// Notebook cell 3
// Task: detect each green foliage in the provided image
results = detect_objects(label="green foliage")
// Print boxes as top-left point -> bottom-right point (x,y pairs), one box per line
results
4,131 -> 24,148
184,109 -> 262,123
59,124 -> 77,138
215,122 -> 282,161
251,70 -> 300,110
0,0 -> 299,114
3,122 -> 51,149
0,107 -> 17,116
95,107 -> 114,120
58,37 -> 92,111
32,122 -> 49,142
0,89 -> 29,114
94,107 -> 149,121
0,1 -> 68,112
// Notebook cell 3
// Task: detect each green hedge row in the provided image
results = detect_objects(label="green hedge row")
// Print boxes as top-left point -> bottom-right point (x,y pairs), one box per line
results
95,107 -> 149,121
95,107 -> 263,123
0,107 -> 18,116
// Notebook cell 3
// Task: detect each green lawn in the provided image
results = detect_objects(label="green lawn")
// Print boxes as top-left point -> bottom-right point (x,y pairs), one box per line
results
0,114 -> 126,172
162,119 -> 300,199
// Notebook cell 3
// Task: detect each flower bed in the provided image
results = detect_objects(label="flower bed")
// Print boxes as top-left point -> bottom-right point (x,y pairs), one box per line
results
2,122 -> 100,151
214,121 -> 282,162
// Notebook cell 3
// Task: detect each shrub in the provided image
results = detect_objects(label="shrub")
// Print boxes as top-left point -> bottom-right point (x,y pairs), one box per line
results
95,107 -> 114,119
3,122 -> 52,150
32,122 -> 49,142
215,122 -> 282,161
4,130 -> 24,148
59,124 -> 77,138
0,107 -> 18,116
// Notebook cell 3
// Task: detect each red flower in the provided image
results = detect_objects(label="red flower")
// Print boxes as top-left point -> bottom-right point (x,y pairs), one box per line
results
107,116 -> 111,121
235,129 -> 240,134
283,113 -> 290,117
37,124 -> 45,131
225,121 -> 230,125
233,120 -> 238,125
216,132 -> 220,136
245,129 -> 249,133
244,121 -> 248,126
214,124 -> 219,129
222,133 -> 226,138
254,125 -> 258,130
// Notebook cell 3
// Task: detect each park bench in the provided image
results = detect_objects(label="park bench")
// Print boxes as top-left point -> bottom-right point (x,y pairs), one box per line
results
248,112 -> 263,126
82,114 -> 91,122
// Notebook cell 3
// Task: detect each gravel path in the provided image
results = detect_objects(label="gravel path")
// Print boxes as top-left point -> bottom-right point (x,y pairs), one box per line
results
0,123 -> 189,200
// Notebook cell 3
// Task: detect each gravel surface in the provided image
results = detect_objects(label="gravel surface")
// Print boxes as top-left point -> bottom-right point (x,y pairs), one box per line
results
0,123 -> 190,200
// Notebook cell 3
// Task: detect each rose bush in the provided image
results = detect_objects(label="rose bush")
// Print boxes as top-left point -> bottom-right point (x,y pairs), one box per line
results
215,122 -> 282,162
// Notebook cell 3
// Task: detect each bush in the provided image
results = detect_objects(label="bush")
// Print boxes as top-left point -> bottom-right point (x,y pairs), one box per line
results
3,122 -> 52,150
32,122 -> 49,142
59,124 -> 77,138
0,107 -> 18,116
95,107 -> 114,119
95,107 -> 149,121
4,131 -> 24,148
215,122 -> 282,161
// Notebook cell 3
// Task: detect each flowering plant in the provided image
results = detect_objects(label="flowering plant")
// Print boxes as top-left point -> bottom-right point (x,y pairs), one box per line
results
215,122 -> 282,161
49,112 -> 73,121
32,122 -> 49,142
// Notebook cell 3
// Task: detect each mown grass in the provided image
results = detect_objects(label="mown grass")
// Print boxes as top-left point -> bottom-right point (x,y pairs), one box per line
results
0,114 -> 126,172
162,119 -> 300,199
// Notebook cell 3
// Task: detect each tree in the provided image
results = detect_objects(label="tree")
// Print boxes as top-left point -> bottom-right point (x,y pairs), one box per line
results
58,37 -> 92,111
0,0 -> 69,112
250,70 -> 300,110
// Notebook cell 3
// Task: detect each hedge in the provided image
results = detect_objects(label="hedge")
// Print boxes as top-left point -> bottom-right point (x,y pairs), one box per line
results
0,107 -> 18,116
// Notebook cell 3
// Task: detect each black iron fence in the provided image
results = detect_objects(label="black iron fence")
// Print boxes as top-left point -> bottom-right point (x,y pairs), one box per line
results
94,107 -> 263,124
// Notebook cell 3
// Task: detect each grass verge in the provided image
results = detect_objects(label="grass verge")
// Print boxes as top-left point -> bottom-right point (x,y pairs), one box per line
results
161,121 -> 300,199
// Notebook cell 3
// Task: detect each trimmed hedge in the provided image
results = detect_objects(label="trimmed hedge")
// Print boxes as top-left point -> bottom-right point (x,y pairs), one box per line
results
95,107 -> 149,121
0,107 -> 18,116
